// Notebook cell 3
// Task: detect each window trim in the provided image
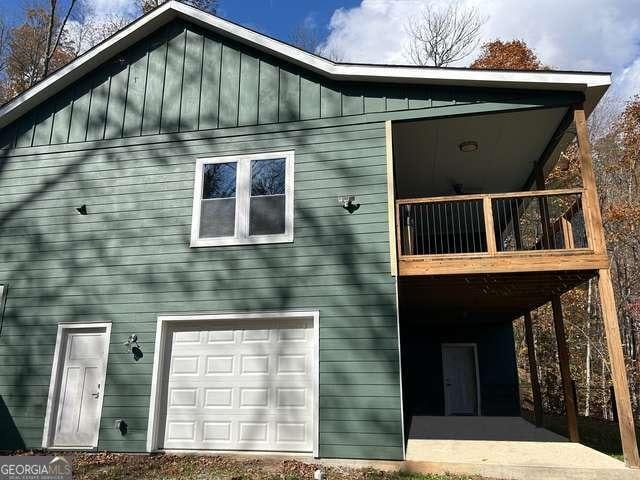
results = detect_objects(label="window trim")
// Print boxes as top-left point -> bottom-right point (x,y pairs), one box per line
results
190,151 -> 294,247
0,284 -> 6,336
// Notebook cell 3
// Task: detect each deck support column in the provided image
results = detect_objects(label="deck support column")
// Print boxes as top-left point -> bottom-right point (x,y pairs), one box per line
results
574,104 -> 606,255
574,103 -> 640,467
551,296 -> 580,442
524,312 -> 543,427
598,269 -> 640,467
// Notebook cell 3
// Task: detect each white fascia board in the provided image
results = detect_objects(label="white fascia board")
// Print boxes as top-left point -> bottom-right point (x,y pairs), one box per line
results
0,0 -> 611,130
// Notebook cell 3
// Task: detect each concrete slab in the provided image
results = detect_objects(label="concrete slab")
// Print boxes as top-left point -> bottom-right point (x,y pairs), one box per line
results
405,416 -> 640,480
408,415 -> 568,442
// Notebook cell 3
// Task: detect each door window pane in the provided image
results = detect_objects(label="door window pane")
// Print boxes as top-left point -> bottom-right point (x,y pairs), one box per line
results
250,159 -> 286,235
200,162 -> 236,238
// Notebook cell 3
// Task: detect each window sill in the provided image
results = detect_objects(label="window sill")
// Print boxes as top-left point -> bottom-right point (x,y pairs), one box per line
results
190,233 -> 294,248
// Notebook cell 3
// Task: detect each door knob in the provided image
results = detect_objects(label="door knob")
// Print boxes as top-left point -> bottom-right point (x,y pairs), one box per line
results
92,383 -> 101,398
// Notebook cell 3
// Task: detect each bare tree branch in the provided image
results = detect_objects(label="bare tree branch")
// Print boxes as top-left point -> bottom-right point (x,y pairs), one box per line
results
43,0 -> 77,76
405,3 -> 486,67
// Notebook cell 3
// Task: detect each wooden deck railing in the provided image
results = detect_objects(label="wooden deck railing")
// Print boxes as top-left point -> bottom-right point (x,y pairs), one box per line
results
396,188 -> 591,258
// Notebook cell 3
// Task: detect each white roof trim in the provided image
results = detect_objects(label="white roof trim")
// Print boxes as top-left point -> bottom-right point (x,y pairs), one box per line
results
0,0 -> 611,130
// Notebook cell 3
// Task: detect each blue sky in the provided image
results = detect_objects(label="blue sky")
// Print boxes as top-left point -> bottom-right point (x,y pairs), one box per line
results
1,0 -> 638,103
217,0 -> 360,43
0,0 -> 354,45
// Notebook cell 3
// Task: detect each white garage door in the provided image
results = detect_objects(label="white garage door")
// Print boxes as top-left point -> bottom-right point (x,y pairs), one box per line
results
162,317 -> 315,452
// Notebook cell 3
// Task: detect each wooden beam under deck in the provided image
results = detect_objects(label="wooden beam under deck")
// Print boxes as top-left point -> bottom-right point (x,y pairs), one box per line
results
398,270 -> 597,318
399,250 -> 609,276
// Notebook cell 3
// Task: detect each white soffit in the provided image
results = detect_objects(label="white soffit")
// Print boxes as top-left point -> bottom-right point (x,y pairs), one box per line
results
0,0 -> 611,130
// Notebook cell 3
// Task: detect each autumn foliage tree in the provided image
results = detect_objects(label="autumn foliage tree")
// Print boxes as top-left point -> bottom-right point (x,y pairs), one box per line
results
2,7 -> 75,102
471,39 -> 544,70
137,0 -> 217,15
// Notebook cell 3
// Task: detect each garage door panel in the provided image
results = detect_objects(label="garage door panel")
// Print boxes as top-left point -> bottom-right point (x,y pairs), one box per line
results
170,344 -> 312,355
166,412 -> 312,422
162,317 -> 314,452
164,421 -> 311,450
166,384 -> 312,409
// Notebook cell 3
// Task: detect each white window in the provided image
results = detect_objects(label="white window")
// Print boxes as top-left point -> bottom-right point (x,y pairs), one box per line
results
190,151 -> 294,247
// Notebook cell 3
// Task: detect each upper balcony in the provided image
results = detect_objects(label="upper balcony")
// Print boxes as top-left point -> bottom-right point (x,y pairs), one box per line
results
395,187 -> 608,276
389,103 -> 608,279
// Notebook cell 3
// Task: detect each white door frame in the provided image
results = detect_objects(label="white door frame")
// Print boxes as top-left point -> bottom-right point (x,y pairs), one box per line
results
146,311 -> 320,457
42,322 -> 112,449
441,342 -> 481,416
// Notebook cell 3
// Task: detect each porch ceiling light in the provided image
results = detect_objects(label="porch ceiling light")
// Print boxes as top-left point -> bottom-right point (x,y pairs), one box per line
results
459,141 -> 478,152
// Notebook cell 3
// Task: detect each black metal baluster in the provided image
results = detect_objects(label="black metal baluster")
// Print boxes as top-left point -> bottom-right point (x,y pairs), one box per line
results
501,199 -> 508,252
419,203 -> 425,255
444,202 -> 450,254
456,201 -> 462,253
476,200 -> 481,252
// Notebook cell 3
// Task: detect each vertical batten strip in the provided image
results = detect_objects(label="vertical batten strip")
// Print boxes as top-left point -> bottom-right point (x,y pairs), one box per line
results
142,32 -> 169,135
123,45 -> 149,138
238,53 -> 259,126
104,62 -> 130,140
160,26 -> 186,134
198,36 -> 222,130
179,28 -> 203,132
218,44 -> 241,128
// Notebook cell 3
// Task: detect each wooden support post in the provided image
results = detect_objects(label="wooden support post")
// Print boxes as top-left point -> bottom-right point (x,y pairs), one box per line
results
598,269 -> 640,467
560,216 -> 575,249
573,103 -> 640,466
574,105 -> 606,254
551,296 -> 580,442
483,196 -> 497,254
524,312 -> 543,427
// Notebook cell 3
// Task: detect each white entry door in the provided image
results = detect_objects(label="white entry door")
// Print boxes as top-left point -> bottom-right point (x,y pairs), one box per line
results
442,344 -> 480,416
162,317 -> 314,452
51,328 -> 109,448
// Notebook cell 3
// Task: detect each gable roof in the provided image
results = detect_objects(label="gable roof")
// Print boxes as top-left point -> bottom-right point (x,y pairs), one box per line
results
0,0 -> 610,131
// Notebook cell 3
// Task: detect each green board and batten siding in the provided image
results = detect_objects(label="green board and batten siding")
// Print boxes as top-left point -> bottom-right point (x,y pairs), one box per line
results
0,18 -> 581,459
0,20 -> 581,151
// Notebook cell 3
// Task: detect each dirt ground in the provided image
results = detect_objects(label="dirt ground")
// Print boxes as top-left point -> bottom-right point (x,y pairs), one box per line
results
10,451 -> 486,480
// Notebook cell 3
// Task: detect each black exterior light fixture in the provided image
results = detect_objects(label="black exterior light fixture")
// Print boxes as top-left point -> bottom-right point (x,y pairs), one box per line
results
124,334 -> 143,361
115,419 -> 128,435
459,140 -> 479,152
339,195 -> 360,214
76,204 -> 88,215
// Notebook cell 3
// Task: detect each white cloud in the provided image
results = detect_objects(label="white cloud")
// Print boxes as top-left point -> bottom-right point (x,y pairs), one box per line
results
65,0 -> 139,54
320,0 -> 640,100
613,58 -> 640,100
78,0 -> 138,20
